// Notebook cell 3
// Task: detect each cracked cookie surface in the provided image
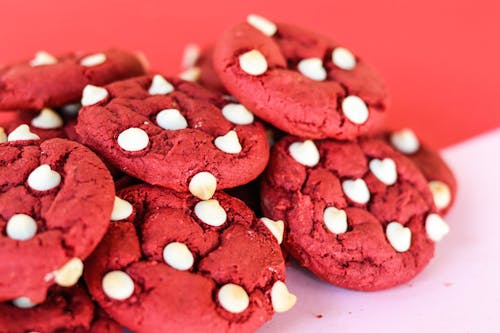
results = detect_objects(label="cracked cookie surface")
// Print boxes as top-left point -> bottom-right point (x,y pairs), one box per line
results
84,185 -> 290,333
261,136 -> 448,290
76,75 -> 269,192
0,49 -> 145,110
213,18 -> 387,139
0,138 -> 114,303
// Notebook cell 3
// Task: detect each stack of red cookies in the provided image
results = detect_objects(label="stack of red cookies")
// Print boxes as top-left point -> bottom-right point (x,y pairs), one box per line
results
0,14 -> 456,333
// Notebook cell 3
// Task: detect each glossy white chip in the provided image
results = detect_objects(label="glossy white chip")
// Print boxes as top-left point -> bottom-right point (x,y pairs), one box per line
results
117,128 -> 149,152
81,85 -> 108,106
288,140 -> 320,167
390,128 -> 420,154
30,51 -> 57,66
323,207 -> 348,234
369,158 -> 398,185
53,258 -> 84,287
7,124 -> 40,142
247,14 -> 277,36
27,164 -> 61,191
218,283 -> 249,313
31,108 -> 63,129
156,109 -> 188,130
148,75 -> 174,95
386,222 -> 412,252
342,179 -> 370,204
271,281 -> 297,313
221,103 -> 254,125
102,270 -> 135,300
342,95 -> 369,124
163,242 -> 194,271
429,180 -> 452,210
6,214 -> 37,241
297,58 -> 327,81
189,172 -> 217,200
111,196 -> 133,221
239,50 -> 268,76
332,47 -> 356,70
261,217 -> 284,244
214,130 -> 242,154
425,214 -> 450,242
80,53 -> 106,67
194,199 -> 227,227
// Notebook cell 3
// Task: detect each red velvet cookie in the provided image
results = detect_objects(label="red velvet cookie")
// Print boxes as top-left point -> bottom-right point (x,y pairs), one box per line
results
84,185 -> 296,333
0,138 -> 114,303
75,75 -> 269,196
261,136 -> 451,290
387,128 -> 457,215
0,49 -> 145,110
213,14 -> 388,140
0,286 -> 122,333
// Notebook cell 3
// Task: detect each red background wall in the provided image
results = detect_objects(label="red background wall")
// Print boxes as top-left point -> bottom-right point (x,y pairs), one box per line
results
1,0 -> 499,148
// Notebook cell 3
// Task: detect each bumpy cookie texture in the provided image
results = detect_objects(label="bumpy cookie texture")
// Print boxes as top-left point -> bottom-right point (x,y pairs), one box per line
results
76,75 -> 269,192
85,185 -> 290,333
261,136 -> 447,291
0,286 -> 122,333
0,138 -> 114,303
386,129 -> 457,215
213,17 -> 387,139
0,49 -> 145,110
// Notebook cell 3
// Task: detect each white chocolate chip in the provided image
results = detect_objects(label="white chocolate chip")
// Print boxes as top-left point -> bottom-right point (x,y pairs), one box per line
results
6,214 -> 37,241
342,95 -> 369,124
0,127 -> 6,143
425,214 -> 450,242
194,199 -> 227,227
181,44 -> 201,69
331,47 -> 356,70
247,14 -> 277,36
60,103 -> 82,117
428,180 -> 452,210
323,207 -> 348,234
162,242 -> 194,271
221,103 -> 254,125
111,196 -> 133,221
218,283 -> 249,313
288,140 -> 320,167
27,164 -> 61,191
390,128 -> 420,154
31,108 -> 63,129
369,158 -> 398,186
271,281 -> 297,313
179,67 -> 201,82
156,109 -> 188,130
342,179 -> 370,204
214,130 -> 242,154
386,222 -> 412,252
261,217 -> 284,244
12,297 -> 36,309
102,270 -> 135,300
81,85 -> 108,106
117,127 -> 149,152
239,50 -> 268,76
189,172 -> 217,200
80,53 -> 106,67
53,258 -> 83,287
148,75 -> 174,95
30,51 -> 57,66
7,124 -> 40,142
297,58 -> 327,81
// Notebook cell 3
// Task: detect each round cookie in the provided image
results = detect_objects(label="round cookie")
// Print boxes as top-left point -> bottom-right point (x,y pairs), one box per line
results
213,14 -> 388,140
0,286 -> 122,333
261,136 -> 451,291
75,75 -> 269,194
84,185 -> 296,333
0,49 -> 145,110
387,128 -> 457,215
0,138 -> 114,303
